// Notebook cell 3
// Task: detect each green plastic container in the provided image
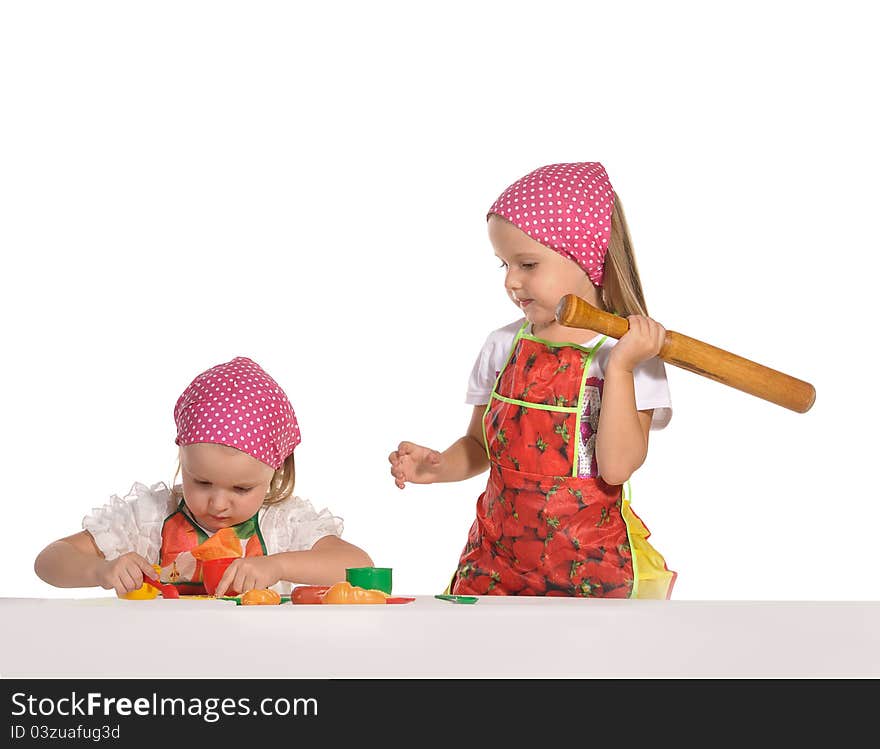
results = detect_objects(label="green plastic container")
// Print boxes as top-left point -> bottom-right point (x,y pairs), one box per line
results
345,566 -> 393,594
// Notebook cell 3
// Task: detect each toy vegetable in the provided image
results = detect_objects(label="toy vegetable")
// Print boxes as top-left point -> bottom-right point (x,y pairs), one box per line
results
321,581 -> 388,604
201,557 -> 239,596
291,585 -> 330,604
240,588 -> 282,606
120,564 -> 162,600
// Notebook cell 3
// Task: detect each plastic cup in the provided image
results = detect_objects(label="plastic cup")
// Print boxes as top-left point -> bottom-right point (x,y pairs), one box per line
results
202,557 -> 239,595
345,567 -> 393,594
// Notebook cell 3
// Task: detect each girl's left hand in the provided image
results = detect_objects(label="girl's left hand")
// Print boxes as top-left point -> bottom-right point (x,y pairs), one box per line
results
214,556 -> 281,597
607,315 -> 666,372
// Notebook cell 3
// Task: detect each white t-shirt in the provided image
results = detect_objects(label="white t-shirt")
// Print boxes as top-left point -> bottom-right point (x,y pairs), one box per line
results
82,481 -> 344,594
466,318 -> 673,430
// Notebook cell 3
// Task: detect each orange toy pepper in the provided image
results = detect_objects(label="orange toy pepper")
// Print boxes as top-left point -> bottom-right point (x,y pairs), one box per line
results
240,588 -> 282,606
321,581 -> 388,604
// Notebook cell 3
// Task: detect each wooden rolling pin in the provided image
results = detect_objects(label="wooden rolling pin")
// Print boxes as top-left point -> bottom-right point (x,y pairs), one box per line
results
555,294 -> 815,413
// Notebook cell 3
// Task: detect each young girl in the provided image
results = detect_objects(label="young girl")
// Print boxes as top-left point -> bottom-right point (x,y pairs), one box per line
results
35,356 -> 373,598
389,162 -> 676,599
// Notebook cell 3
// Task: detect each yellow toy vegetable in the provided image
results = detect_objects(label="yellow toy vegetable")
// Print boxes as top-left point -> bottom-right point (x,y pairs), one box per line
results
121,565 -> 162,600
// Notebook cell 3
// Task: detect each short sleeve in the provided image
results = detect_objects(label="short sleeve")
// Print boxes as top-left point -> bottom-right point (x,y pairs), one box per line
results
591,340 -> 673,430
465,319 -> 523,405
82,482 -> 176,563
259,496 -> 344,554
632,356 -> 673,430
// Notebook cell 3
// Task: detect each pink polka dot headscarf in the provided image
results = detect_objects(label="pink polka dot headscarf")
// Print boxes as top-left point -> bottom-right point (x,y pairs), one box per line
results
488,162 -> 615,287
173,357 -> 301,470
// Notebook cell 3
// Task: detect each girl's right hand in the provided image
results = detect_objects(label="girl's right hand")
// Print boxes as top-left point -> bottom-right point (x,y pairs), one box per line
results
96,552 -> 158,597
388,441 -> 442,489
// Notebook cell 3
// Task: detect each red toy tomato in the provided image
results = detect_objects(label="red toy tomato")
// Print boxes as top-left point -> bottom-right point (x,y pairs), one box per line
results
202,557 -> 239,596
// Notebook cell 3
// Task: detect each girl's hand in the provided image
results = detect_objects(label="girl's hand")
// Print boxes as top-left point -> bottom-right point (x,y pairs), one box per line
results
388,441 -> 442,489
607,315 -> 666,372
214,556 -> 281,597
96,552 -> 157,597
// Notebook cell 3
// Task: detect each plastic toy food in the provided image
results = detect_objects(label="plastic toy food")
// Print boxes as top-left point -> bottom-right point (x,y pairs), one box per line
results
121,581 -> 159,600
321,581 -> 389,604
291,585 -> 413,604
345,566 -> 393,594
291,585 -> 330,604
202,557 -> 239,596
142,575 -> 180,598
240,588 -> 282,606
191,528 -> 242,561
120,565 -> 162,600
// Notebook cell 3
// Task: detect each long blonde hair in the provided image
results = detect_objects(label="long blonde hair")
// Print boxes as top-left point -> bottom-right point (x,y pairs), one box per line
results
600,192 -> 649,317
170,452 -> 296,508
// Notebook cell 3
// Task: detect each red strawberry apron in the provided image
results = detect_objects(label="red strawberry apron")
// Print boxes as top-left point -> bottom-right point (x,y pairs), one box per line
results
451,323 -> 676,598
158,502 -> 267,595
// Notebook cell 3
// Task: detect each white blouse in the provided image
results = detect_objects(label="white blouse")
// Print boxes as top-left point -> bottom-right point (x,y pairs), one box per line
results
82,482 -> 344,593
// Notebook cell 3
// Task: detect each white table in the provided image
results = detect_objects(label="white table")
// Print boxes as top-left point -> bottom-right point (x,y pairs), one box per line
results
2,596 -> 878,678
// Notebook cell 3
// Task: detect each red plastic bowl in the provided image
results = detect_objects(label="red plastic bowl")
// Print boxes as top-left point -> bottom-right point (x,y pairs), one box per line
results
202,557 -> 239,596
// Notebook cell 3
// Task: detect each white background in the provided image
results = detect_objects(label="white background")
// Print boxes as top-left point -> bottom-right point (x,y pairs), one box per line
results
1,1 -> 877,601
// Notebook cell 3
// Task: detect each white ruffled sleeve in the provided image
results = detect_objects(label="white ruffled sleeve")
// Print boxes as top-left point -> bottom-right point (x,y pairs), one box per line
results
259,496 -> 344,554
82,482 -> 177,564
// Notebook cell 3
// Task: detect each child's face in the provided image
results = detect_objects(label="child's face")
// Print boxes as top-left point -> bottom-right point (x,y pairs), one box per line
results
179,443 -> 275,531
489,215 -> 599,330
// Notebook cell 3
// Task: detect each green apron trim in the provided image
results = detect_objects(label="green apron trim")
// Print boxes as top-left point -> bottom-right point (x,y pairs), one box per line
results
253,513 -> 268,556
489,391 -> 579,413
519,329 -> 605,353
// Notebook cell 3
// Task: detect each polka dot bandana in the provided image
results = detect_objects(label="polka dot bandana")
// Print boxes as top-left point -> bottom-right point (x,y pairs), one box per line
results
488,162 -> 615,287
173,357 -> 301,470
